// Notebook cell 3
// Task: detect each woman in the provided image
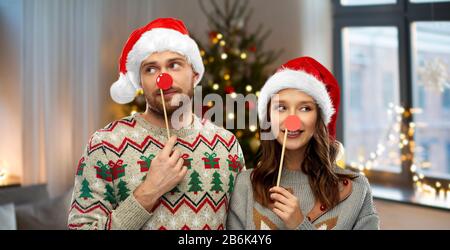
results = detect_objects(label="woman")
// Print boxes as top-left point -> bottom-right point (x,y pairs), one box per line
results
226,56 -> 379,230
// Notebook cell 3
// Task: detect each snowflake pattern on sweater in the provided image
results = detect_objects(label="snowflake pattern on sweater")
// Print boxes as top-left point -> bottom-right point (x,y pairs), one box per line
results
68,114 -> 245,230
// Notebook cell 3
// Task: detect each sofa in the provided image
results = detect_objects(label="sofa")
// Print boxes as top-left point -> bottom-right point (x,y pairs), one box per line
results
0,184 -> 73,230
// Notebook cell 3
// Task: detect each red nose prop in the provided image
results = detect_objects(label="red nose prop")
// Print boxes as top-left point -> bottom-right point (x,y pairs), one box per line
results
285,115 -> 301,131
156,73 -> 173,91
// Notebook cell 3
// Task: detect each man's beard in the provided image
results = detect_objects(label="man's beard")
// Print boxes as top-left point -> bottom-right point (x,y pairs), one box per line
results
145,87 -> 194,117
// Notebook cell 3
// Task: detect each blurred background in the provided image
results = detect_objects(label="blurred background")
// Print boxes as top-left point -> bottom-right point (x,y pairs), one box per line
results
0,0 -> 449,229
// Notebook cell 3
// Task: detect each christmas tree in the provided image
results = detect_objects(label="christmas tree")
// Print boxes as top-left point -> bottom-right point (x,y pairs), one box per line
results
188,170 -> 203,194
227,173 -> 235,194
210,171 -> 224,193
79,178 -> 93,200
196,0 -> 283,168
117,179 -> 130,202
104,184 -> 117,204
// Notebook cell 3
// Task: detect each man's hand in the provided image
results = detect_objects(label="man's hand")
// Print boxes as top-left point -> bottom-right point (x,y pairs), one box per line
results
269,186 -> 304,229
133,135 -> 187,212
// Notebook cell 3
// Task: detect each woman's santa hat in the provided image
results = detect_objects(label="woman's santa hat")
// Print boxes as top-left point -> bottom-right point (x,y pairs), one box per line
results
258,56 -> 340,139
110,17 -> 205,104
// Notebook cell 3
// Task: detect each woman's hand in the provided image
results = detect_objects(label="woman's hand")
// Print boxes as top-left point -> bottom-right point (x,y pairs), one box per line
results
269,186 -> 304,229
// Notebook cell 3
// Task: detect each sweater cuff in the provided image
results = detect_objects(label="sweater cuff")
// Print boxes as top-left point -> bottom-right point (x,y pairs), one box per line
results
296,217 -> 317,230
112,193 -> 153,230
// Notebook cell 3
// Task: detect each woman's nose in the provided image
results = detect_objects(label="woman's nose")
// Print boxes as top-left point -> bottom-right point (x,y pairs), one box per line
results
289,108 -> 297,116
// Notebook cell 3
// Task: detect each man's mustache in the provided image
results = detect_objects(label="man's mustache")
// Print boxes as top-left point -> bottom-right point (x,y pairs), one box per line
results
152,86 -> 183,96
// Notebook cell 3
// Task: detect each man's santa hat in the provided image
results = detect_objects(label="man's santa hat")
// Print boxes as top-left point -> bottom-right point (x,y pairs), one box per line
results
258,56 -> 340,139
110,18 -> 204,104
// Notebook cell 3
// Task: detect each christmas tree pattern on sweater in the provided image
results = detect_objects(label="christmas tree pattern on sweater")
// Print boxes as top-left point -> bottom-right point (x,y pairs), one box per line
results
68,114 -> 244,230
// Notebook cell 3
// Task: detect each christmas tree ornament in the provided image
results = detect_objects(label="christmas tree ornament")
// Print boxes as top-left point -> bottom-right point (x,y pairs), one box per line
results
135,88 -> 144,96
156,73 -> 174,139
418,57 -> 450,93
276,115 -> 302,187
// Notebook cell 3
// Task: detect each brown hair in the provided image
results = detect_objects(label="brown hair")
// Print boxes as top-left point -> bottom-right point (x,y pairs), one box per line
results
252,104 -> 354,209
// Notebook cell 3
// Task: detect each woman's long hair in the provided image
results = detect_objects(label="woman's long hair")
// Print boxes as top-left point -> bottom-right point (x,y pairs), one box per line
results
251,104 -> 354,209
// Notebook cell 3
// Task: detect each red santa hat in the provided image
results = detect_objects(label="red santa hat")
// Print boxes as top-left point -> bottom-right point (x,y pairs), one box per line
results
258,56 -> 340,139
110,17 -> 205,104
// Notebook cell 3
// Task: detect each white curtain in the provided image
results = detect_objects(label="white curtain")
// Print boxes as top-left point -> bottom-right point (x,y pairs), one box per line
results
0,0 -> 154,197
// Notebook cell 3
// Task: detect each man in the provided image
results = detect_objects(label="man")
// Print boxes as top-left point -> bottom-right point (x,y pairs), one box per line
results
68,18 -> 245,230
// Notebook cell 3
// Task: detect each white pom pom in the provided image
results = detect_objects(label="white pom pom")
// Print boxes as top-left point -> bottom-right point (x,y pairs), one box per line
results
110,73 -> 136,104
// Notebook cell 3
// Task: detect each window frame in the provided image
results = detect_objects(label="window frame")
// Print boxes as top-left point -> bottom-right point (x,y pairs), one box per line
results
333,0 -> 450,190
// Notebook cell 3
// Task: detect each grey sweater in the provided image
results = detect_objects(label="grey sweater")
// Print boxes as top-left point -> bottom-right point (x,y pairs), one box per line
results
226,167 -> 379,230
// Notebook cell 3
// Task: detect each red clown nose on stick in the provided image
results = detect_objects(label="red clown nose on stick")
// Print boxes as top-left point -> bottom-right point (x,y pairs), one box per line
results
156,73 -> 174,139
276,115 -> 302,187
156,73 -> 173,90
285,115 -> 302,131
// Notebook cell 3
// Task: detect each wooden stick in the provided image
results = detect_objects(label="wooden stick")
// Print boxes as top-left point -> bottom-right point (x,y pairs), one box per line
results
276,128 -> 288,187
160,88 -> 171,139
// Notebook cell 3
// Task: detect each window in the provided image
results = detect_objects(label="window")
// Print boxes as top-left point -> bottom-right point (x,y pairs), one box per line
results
416,85 -> 426,108
447,143 -> 450,173
333,0 -> 450,209
410,0 -> 450,3
443,89 -> 450,109
342,27 -> 401,173
383,72 -> 396,109
349,70 -> 363,112
341,0 -> 397,6
412,21 -> 450,179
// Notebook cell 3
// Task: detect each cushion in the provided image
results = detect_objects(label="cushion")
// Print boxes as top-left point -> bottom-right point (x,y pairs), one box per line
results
0,184 -> 49,206
15,188 -> 73,230
0,203 -> 17,230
